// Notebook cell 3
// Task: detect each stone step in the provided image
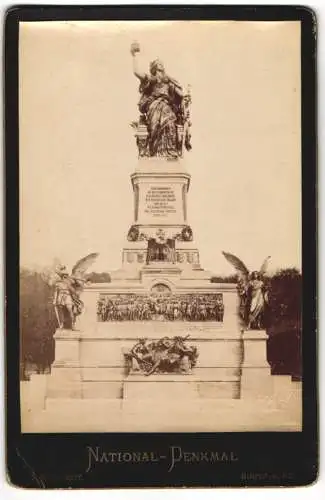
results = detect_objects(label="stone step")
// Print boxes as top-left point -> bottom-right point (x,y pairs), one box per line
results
44,397 -> 278,413
22,401 -> 301,433
123,379 -> 240,399
45,397 -> 122,412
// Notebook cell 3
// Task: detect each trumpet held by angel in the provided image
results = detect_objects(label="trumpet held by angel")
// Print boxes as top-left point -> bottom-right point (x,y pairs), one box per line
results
222,251 -> 271,330
43,253 -> 99,330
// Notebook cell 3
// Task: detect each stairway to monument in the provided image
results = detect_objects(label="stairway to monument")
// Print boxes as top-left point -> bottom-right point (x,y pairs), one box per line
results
22,394 -> 302,433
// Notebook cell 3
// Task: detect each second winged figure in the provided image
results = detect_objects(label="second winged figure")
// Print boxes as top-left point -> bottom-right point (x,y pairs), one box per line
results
43,253 -> 99,330
222,251 -> 271,330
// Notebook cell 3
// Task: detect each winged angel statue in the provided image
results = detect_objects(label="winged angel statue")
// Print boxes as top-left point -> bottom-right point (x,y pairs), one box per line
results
222,252 -> 271,330
43,253 -> 99,330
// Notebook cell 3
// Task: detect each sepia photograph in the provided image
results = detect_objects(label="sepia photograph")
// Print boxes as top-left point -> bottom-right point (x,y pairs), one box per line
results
18,19 -> 303,434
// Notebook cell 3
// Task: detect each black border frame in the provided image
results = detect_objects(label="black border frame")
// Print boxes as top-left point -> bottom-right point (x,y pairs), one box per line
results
5,4 -> 317,488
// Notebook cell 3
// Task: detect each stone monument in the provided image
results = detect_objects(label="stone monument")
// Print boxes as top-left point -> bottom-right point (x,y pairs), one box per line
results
21,43 -> 301,432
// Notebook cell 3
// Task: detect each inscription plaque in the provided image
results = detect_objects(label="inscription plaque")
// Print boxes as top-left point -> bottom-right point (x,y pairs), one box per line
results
144,186 -> 177,217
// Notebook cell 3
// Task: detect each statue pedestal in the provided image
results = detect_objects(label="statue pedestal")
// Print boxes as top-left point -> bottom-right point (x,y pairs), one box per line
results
131,157 -> 190,229
120,157 -> 202,271
240,330 -> 273,399
48,329 -> 82,398
53,329 -> 81,367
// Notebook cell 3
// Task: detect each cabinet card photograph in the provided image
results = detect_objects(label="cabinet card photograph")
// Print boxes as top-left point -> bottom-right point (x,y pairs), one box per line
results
6,5 -> 317,489
19,19 -> 303,433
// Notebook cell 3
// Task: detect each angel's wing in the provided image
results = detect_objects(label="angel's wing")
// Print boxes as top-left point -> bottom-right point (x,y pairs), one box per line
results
72,253 -> 99,277
222,251 -> 249,280
259,256 -> 271,275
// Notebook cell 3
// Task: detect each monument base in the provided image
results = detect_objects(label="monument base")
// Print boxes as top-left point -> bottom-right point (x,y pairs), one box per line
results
46,322 -> 243,400
20,321 -> 302,432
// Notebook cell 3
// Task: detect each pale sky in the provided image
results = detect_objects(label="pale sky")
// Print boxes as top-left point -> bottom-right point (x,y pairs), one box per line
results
19,20 -> 301,275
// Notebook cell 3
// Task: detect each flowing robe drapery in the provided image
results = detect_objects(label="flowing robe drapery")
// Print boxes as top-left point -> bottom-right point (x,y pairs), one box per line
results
248,279 -> 266,327
138,76 -> 181,158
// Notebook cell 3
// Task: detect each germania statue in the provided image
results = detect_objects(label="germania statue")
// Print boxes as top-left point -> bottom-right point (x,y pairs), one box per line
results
130,41 -> 192,159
